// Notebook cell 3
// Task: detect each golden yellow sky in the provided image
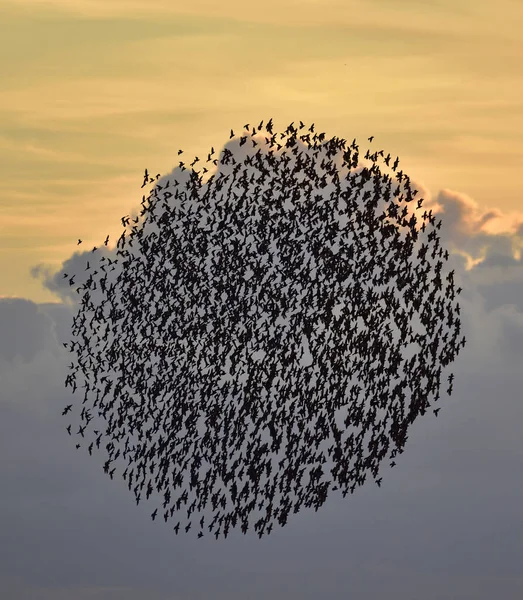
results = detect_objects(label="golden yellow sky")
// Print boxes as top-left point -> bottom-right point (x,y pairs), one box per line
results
1,0 -> 522,302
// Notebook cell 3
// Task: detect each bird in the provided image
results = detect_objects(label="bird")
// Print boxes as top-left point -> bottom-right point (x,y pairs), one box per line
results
62,118 -> 464,541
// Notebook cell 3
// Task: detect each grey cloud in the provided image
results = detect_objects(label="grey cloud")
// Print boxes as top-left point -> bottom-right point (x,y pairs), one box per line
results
497,304 -> 523,365
1,310 -> 523,600
0,298 -> 56,363
476,278 -> 523,313
37,302 -> 75,346
420,187 -> 523,313
32,248 -> 114,304
476,251 -> 520,269
7,135 -> 523,599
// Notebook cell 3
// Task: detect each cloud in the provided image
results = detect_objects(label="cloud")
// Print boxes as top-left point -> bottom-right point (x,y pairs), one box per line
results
411,187 -> 523,316
4,132 -> 523,599
0,298 -> 57,363
1,287 -> 523,599
427,187 -> 523,267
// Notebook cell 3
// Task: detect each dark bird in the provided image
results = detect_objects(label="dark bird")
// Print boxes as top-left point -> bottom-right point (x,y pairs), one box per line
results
63,118 -> 464,540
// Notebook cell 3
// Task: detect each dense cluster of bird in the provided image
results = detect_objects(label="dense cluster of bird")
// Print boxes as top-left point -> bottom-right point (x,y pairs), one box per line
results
62,119 -> 466,540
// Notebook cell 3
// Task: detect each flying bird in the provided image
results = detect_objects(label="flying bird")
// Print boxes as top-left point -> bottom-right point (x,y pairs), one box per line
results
63,119 -> 465,540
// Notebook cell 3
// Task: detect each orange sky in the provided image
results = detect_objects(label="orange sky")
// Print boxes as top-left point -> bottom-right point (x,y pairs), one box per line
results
1,0 -> 522,302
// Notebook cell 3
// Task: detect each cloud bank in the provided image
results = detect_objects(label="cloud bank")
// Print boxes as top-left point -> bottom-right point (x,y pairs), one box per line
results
2,132 -> 523,599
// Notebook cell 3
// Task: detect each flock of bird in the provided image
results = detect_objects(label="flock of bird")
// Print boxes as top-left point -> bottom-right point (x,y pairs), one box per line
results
62,119 -> 465,540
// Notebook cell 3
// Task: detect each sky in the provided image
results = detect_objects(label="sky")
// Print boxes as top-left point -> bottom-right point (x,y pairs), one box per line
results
1,0 -> 523,598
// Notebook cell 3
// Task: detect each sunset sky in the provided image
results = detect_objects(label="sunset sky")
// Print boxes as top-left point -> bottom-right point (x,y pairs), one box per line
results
2,2 -> 523,600
2,0 -> 523,301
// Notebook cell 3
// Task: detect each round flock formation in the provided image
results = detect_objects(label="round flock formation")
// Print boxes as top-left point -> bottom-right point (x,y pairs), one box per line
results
62,119 -> 466,539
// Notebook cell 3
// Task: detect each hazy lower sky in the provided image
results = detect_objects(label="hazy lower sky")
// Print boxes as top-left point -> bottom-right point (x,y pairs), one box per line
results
2,2 -> 523,599
1,0 -> 522,300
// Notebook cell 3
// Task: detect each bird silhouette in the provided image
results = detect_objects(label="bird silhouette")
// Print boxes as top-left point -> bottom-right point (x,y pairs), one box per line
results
63,118 -> 465,540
